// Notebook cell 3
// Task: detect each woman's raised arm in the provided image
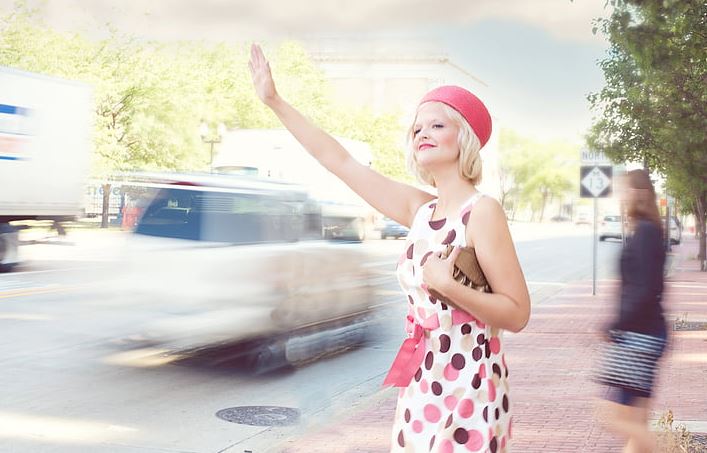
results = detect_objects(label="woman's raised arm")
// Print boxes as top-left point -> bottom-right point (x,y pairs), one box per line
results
249,44 -> 432,227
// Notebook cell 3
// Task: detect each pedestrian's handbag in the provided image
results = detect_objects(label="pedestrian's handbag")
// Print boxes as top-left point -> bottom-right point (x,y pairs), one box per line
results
594,330 -> 666,393
428,245 -> 491,303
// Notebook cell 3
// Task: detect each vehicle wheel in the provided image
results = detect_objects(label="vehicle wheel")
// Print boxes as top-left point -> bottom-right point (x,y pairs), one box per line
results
599,236 -> 605,242
0,224 -> 18,273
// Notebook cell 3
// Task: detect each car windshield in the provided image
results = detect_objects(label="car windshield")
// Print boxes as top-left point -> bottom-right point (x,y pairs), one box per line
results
134,187 -> 308,243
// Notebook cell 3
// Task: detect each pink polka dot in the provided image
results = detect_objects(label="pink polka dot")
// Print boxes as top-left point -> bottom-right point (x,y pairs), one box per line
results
444,395 -> 458,411
509,416 -> 513,438
458,398 -> 474,418
444,363 -> 459,381
478,363 -> 487,379
489,337 -> 501,354
465,429 -> 484,451
424,404 -> 441,423
420,379 -> 429,394
501,436 -> 507,449
488,379 -> 496,402
412,420 -> 423,433
417,307 -> 427,320
440,439 -> 454,453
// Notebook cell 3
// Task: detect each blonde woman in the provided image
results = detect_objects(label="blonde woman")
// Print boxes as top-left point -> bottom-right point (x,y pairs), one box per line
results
249,44 -> 530,452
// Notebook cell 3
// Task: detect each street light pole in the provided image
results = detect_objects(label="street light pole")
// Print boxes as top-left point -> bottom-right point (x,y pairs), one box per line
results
199,122 -> 225,173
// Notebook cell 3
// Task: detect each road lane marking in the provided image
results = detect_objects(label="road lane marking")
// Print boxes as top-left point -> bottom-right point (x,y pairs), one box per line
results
0,284 -> 86,300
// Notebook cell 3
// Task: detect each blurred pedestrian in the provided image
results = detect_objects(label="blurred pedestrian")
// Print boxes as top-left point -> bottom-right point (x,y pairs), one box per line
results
595,169 -> 668,452
249,44 -> 530,452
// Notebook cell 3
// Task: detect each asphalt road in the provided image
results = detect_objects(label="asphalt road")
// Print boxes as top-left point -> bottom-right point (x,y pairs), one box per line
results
0,223 -> 622,452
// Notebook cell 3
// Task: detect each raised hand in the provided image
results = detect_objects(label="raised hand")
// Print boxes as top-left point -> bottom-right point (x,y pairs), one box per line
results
248,43 -> 279,106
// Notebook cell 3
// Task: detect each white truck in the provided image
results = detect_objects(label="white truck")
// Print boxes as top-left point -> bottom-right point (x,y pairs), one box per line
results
0,66 -> 92,271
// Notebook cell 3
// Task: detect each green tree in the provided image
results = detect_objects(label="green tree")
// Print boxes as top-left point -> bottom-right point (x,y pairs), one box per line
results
1,4 -> 412,227
498,129 -> 578,222
588,0 -> 707,269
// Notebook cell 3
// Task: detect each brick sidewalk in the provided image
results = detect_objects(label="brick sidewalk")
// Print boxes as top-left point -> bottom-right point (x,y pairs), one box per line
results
277,237 -> 707,452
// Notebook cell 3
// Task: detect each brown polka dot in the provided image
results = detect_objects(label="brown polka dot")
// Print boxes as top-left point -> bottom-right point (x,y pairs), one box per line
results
490,436 -> 498,453
398,430 -> 405,447
425,351 -> 434,370
461,324 -> 472,335
405,409 -> 411,422
408,295 -> 414,305
429,218 -> 447,230
429,295 -> 438,304
477,333 -> 485,344
431,381 -> 443,395
483,406 -> 489,422
406,243 -> 414,259
445,414 -> 454,428
503,394 -> 509,412
462,211 -> 471,225
472,347 -> 483,361
420,251 -> 433,266
439,334 -> 451,353
493,364 -> 502,377
454,427 -> 469,444
429,435 -> 436,450
442,229 -> 456,245
451,353 -> 466,370
441,303 -> 449,310
495,408 -> 500,420
472,374 -> 481,389
485,341 -> 491,358
414,367 -> 423,382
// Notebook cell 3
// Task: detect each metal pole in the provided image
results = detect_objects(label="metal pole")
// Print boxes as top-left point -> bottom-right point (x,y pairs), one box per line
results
593,196 -> 598,296
209,141 -> 214,173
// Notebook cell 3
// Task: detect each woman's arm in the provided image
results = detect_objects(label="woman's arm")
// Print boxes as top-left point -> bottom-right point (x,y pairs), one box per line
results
422,197 -> 531,332
249,44 -> 433,227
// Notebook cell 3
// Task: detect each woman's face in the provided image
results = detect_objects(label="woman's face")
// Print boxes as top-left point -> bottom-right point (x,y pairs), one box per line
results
412,102 -> 460,171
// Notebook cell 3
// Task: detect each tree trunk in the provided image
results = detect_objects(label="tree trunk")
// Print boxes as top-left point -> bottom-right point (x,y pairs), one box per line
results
539,193 -> 548,223
101,183 -> 111,229
697,192 -> 706,272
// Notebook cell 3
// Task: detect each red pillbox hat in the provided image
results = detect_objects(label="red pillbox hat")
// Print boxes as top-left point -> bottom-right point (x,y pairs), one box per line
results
419,86 -> 492,149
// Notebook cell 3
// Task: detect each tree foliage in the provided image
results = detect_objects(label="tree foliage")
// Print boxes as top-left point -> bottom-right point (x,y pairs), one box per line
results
587,0 -> 707,268
498,129 -> 579,222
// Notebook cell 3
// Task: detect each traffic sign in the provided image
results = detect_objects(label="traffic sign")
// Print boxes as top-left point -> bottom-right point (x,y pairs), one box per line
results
580,165 -> 612,198
581,149 -> 611,165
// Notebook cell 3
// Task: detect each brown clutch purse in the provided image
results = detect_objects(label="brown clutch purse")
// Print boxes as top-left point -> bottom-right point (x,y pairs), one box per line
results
428,245 -> 491,303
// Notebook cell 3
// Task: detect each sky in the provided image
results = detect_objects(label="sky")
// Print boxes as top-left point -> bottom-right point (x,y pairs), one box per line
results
1,0 -> 612,143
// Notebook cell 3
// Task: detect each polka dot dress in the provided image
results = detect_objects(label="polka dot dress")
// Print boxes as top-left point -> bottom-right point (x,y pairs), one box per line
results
389,193 -> 512,453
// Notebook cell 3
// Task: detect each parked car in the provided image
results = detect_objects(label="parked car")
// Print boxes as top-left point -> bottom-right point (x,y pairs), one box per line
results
575,212 -> 591,225
113,173 -> 377,369
599,215 -> 623,241
380,217 -> 408,239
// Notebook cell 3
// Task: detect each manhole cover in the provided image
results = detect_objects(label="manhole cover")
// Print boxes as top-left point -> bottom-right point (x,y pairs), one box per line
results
215,406 -> 300,426
673,321 -> 707,331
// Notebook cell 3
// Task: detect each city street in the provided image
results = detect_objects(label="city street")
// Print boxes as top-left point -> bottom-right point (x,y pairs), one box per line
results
0,223 -> 623,452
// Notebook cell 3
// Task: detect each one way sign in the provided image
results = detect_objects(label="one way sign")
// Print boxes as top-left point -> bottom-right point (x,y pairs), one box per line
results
580,166 -> 612,198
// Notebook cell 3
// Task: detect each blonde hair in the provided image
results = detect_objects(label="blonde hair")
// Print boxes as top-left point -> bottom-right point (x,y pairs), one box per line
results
405,103 -> 483,187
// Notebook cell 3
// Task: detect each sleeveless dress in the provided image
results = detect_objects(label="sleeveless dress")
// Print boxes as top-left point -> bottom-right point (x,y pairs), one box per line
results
386,193 -> 512,453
